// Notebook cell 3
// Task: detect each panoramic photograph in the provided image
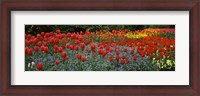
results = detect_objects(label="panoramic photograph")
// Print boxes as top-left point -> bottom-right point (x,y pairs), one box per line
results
25,25 -> 175,71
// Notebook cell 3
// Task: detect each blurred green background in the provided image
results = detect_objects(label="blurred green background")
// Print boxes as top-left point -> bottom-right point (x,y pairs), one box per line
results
25,25 -> 175,35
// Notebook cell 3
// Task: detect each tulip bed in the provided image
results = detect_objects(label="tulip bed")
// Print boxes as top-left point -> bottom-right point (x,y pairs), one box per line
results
25,28 -> 175,71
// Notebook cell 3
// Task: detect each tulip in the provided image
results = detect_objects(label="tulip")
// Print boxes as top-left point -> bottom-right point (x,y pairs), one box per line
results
56,30 -> 61,33
124,48 -> 127,52
149,54 -> 153,59
130,49 -> 134,54
37,41 -> 42,47
74,45 -> 79,51
55,60 -> 60,65
122,56 -> 125,59
63,57 -> 67,61
156,56 -> 159,60
171,54 -> 175,58
37,62 -> 43,71
69,45 -> 74,50
27,48 -> 33,56
77,53 -> 82,59
25,40 -> 31,46
115,51 -> 120,55
80,43 -> 85,51
121,59 -> 125,65
58,47 -> 63,52
49,38 -> 54,44
32,38 -> 38,44
90,43 -> 96,52
116,55 -> 120,62
81,56 -> 86,62
126,58 -> 130,63
41,32 -> 45,36
133,56 -> 137,61
44,47 -> 49,53
109,56 -> 113,62
34,46 -> 39,52
61,51 -> 67,58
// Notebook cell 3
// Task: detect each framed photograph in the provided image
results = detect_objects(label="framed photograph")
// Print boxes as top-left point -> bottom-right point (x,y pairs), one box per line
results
1,0 -> 199,95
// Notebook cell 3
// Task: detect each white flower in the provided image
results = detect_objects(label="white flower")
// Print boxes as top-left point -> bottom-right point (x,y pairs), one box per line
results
28,63 -> 31,68
31,62 -> 35,66
31,62 -> 35,68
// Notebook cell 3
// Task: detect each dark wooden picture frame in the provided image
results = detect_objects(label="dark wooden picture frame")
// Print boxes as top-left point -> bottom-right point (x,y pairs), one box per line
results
0,0 -> 199,95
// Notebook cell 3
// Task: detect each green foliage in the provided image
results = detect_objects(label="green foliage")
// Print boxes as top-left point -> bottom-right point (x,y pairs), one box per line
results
159,32 -> 175,38
25,25 -> 175,35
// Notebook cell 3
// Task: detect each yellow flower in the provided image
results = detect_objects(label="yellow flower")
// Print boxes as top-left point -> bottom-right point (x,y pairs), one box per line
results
166,59 -> 172,65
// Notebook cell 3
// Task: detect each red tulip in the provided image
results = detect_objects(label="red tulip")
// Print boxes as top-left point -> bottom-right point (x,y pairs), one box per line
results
53,49 -> 58,53
156,56 -> 159,60
63,57 -> 67,61
43,41 -> 48,46
122,56 -> 125,59
44,47 -> 49,53
98,48 -> 103,55
130,49 -> 134,54
171,54 -> 175,58
56,30 -> 61,33
80,31 -> 83,35
106,46 -> 110,52
74,45 -> 79,51
27,34 -> 31,39
109,56 -> 113,62
37,62 -> 43,71
65,43 -> 70,48
77,53 -> 82,59
116,55 -> 120,62
25,40 -> 31,46
34,46 -> 39,52
54,38 -> 59,44
133,56 -> 137,61
165,52 -> 168,57
149,54 -> 153,59
61,52 -> 67,58
41,32 -> 45,36
37,41 -> 42,47
109,47 -> 113,52
75,40 -> 80,44
32,38 -> 38,44
54,45 -> 58,49
90,43 -> 96,52
121,59 -> 125,65
80,43 -> 85,51
141,53 -> 145,58
160,52 -> 164,57
69,45 -> 74,50
41,46 -> 45,51
102,51 -> 107,57
66,32 -> 71,37
27,48 -> 33,56
115,51 -> 120,55
49,38 -> 54,44
58,47 -> 63,52
55,60 -> 60,65
126,58 -> 129,63
81,56 -> 86,62
124,48 -> 127,52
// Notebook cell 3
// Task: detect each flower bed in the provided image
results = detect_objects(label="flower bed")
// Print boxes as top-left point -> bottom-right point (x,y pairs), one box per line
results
25,28 -> 175,71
